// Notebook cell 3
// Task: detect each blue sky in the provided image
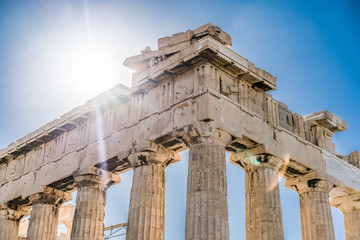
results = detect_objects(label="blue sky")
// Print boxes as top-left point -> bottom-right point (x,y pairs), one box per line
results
0,0 -> 359,239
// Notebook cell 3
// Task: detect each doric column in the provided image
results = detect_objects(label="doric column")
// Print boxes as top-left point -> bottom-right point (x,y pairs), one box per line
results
70,166 -> 121,240
126,144 -> 180,240
184,124 -> 232,240
285,174 -> 335,240
230,146 -> 284,240
0,203 -> 27,240
330,191 -> 360,240
65,221 -> 73,240
58,203 -> 75,240
27,186 -> 72,240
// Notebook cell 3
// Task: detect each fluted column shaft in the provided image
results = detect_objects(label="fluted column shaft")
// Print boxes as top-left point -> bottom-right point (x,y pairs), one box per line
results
231,150 -> 284,240
70,166 -> 121,240
286,177 -> 335,240
28,204 -> 58,240
71,183 -> 105,240
299,190 -> 334,240
127,164 -> 165,239
185,128 -> 231,240
27,186 -> 71,240
331,192 -> 360,240
0,216 -> 18,240
0,204 -> 26,240
126,146 -> 180,240
245,165 -> 283,239
343,211 -> 360,240
64,221 -> 73,240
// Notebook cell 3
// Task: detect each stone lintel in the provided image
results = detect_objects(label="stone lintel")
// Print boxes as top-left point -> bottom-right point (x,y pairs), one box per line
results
304,110 -> 347,134
285,172 -> 334,195
285,171 -> 325,186
230,144 -> 286,170
132,140 -> 178,155
128,143 -> 180,168
29,186 -> 72,206
73,166 -> 121,188
330,192 -> 360,211
329,186 -> 356,199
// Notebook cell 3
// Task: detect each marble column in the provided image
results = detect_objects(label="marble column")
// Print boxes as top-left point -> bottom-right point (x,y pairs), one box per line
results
230,150 -> 284,240
27,186 -> 72,240
285,176 -> 335,240
64,221 -> 73,240
70,166 -> 121,240
0,203 -> 27,240
184,126 -> 232,240
126,145 -> 180,240
331,192 -> 360,240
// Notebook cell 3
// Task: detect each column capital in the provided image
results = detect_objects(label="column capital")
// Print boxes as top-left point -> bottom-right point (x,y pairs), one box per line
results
330,191 -> 360,213
183,122 -> 232,146
285,172 -> 334,195
230,144 -> 284,170
73,166 -> 121,189
0,203 -> 29,221
29,186 -> 72,207
128,142 -> 180,168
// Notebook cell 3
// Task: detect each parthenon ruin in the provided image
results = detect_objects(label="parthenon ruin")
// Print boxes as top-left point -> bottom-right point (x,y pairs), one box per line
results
0,23 -> 359,240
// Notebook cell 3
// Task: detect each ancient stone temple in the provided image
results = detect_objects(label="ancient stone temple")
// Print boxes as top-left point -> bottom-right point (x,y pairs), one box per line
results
0,23 -> 359,240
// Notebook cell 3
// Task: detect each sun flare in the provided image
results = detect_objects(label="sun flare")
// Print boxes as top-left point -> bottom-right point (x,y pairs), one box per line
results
59,42 -> 119,95
23,8 -> 135,107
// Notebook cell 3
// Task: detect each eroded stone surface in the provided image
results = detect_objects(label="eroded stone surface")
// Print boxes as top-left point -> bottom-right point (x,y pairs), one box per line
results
19,204 -> 74,240
184,123 -> 231,240
304,110 -> 347,154
70,166 -> 120,240
331,191 -> 360,240
27,187 -> 71,240
286,176 -> 335,240
126,147 -> 179,240
0,203 -> 27,240
345,151 -> 360,168
231,147 -> 284,240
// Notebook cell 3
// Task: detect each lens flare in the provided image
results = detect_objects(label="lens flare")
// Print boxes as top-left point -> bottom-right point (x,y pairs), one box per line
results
94,98 -> 109,186
266,153 -> 290,193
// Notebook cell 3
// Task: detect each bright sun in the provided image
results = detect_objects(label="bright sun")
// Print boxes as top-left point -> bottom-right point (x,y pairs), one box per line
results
11,4 -> 136,113
60,41 -> 119,94
26,11 -> 134,106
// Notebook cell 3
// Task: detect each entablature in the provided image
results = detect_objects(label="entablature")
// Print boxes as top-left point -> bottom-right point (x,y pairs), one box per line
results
0,84 -> 130,165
